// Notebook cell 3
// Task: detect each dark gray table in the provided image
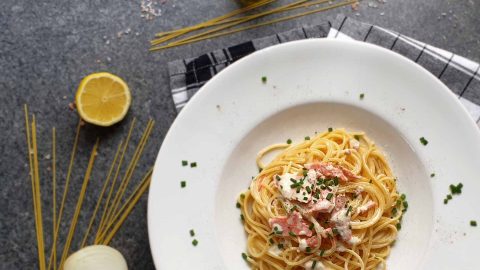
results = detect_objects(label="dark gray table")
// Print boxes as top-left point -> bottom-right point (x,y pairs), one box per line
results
1,1 -> 478,269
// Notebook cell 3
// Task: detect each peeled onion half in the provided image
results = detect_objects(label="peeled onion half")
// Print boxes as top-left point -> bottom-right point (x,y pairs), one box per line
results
64,245 -> 128,270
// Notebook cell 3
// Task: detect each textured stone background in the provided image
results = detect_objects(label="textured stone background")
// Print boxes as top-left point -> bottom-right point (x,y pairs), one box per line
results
0,0 -> 478,269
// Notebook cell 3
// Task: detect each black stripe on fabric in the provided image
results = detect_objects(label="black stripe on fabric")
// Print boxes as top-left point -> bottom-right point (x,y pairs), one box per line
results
390,33 -> 400,49
184,59 -> 197,88
415,44 -> 427,63
438,54 -> 454,79
275,34 -> 281,43
228,41 -> 256,60
222,48 -> 231,63
459,65 -> 480,97
363,25 -> 374,41
210,53 -> 218,74
335,16 -> 348,38
301,27 -> 308,38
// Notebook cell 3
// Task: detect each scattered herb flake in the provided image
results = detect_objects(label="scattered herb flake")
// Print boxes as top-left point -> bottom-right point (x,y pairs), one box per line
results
261,76 -> 267,83
306,247 -> 311,253
419,137 -> 428,146
305,136 -> 310,140
359,93 -> 365,100
320,250 -> 325,257
242,252 -> 248,260
240,214 -> 245,221
328,127 -> 333,132
287,139 -> 292,144
278,243 -> 284,249
192,239 -> 198,246
430,173 -> 435,178
182,160 -> 188,166
190,162 -> 197,167
471,220 -> 477,227
180,181 -> 186,188
190,229 -> 195,237
396,223 -> 402,230
269,238 -> 274,244
289,231 -> 296,237
240,193 -> 245,199
236,202 -> 241,208
326,193 -> 333,201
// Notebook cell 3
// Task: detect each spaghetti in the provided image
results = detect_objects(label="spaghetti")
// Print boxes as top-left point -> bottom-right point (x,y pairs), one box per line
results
238,129 -> 406,270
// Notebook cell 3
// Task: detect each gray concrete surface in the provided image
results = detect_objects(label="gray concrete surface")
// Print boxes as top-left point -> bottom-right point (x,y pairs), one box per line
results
0,0 -> 478,269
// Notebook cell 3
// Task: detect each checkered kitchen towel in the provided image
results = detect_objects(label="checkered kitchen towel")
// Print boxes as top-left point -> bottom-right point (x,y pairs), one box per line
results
168,15 -> 480,126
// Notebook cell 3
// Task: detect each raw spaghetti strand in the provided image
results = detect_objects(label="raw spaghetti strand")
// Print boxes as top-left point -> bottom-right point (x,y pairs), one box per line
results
59,138 -> 100,268
100,167 -> 153,240
239,129 -> 404,270
100,119 -> 154,239
150,0 -> 356,51
47,120 -> 82,270
51,128 -> 57,270
102,172 -> 153,245
24,106 -> 46,270
95,119 -> 137,242
31,115 -> 47,270
80,139 -> 124,248
152,0 -> 276,42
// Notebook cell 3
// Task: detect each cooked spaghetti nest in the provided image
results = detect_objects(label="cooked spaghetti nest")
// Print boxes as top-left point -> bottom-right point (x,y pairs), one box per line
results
238,129 -> 407,270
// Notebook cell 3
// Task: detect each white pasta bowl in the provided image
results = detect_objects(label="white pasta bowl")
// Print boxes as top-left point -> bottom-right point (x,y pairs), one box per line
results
148,39 -> 480,270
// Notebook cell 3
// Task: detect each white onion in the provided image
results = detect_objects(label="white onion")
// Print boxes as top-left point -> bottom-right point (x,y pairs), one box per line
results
64,245 -> 128,270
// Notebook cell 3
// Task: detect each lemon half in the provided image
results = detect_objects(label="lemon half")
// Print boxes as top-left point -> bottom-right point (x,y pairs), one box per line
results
75,72 -> 131,126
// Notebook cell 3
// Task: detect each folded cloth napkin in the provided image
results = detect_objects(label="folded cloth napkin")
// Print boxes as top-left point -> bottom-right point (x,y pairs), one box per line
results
168,15 -> 480,127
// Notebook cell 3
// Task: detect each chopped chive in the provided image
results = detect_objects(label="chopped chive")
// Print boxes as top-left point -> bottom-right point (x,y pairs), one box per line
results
261,76 -> 267,83
400,194 -> 406,200
326,193 -> 333,201
346,206 -> 352,216
192,239 -> 198,246
242,252 -> 248,260
180,181 -> 186,188
269,238 -> 274,244
312,260 -> 317,269
471,220 -> 477,227
190,229 -> 195,237
289,231 -> 296,237
236,202 -> 241,208
258,167 -> 263,173
306,247 -> 311,253
275,230 -> 283,235
446,194 -> 452,200
182,160 -> 188,166
359,93 -> 365,100
328,127 -> 333,132
306,186 -> 312,193
278,243 -> 284,249
190,162 -> 197,167
240,193 -> 245,199
402,201 -> 408,209
430,173 -> 435,178
332,228 -> 339,235
444,198 -> 448,204
305,136 -> 310,140
419,137 -> 428,146
392,208 -> 397,216
287,139 -> 292,144
309,223 -> 314,230
303,170 -> 308,177
396,223 -> 401,230
275,175 -> 281,181
319,250 -> 325,257
303,197 -> 308,201
333,177 -> 339,186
